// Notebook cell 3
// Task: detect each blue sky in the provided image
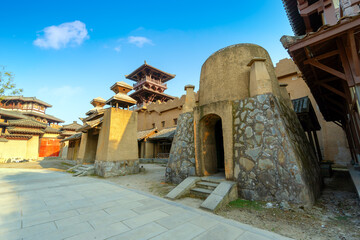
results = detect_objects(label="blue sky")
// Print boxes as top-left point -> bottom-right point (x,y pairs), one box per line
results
0,0 -> 293,124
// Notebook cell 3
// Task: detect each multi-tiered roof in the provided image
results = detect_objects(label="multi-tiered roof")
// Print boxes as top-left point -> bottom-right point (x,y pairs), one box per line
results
0,96 -> 64,124
126,62 -> 175,105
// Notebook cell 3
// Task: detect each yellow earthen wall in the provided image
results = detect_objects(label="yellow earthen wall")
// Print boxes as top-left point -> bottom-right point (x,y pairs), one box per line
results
137,96 -> 185,131
199,44 -> 281,106
96,108 -> 138,161
0,140 -> 28,160
77,132 -> 88,161
26,135 -> 39,159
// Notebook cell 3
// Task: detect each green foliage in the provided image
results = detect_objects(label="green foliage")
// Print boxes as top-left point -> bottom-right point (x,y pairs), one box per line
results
229,199 -> 265,210
0,66 -> 23,100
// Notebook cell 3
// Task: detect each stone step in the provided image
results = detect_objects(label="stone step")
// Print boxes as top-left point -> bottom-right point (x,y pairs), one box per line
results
190,187 -> 213,199
196,181 -> 219,190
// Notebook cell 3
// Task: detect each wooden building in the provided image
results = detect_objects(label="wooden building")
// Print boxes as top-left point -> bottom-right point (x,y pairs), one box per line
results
0,96 -> 77,160
0,96 -> 64,125
126,62 -> 175,106
281,0 -> 360,165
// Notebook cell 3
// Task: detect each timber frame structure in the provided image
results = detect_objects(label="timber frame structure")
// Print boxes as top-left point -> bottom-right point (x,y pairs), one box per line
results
126,62 -> 175,106
281,0 -> 360,164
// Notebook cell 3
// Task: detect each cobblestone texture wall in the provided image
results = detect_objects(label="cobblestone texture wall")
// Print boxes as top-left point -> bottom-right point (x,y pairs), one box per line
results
165,112 -> 195,184
95,160 -> 139,178
233,94 -> 322,206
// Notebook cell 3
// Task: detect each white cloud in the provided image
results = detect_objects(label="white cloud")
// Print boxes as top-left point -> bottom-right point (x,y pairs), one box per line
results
34,21 -> 89,50
128,36 -> 153,47
114,46 -> 121,52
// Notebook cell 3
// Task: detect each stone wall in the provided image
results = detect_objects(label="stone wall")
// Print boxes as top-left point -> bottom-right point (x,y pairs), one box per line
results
95,159 -> 139,178
165,112 -> 195,183
233,93 -> 322,206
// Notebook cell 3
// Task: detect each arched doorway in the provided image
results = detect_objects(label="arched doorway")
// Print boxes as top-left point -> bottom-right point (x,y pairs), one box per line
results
200,114 -> 225,175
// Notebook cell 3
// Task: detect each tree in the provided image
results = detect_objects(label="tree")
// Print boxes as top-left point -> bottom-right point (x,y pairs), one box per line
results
0,66 -> 23,100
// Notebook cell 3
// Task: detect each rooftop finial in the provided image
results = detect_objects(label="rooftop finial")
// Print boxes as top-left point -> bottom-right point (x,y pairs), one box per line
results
144,60 -> 147,64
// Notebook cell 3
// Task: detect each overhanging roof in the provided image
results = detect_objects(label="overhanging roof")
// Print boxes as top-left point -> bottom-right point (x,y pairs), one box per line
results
125,63 -> 175,83
22,111 -> 64,123
281,0 -> 306,36
149,127 -> 176,141
1,96 -> 52,107
281,14 -> 360,122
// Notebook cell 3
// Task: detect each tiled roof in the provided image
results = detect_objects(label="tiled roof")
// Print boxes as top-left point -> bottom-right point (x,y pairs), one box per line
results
62,121 -> 82,131
45,127 -> 60,134
137,128 -> 157,140
7,127 -> 45,135
7,119 -> 47,128
106,93 -> 137,107
1,96 -> 52,107
281,0 -> 306,36
61,132 -> 82,142
92,97 -> 106,103
149,127 -> 176,140
110,81 -> 133,91
292,97 -> 321,131
1,134 -> 33,140
22,111 -> 64,123
0,122 -> 9,126
86,107 -> 104,116
0,109 -> 28,119
60,130 -> 77,136
82,108 -> 106,122
125,63 -> 175,83
77,117 -> 103,132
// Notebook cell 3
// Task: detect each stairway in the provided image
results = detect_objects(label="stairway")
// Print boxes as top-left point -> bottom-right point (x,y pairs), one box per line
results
166,177 -> 238,212
67,164 -> 95,177
190,180 -> 220,199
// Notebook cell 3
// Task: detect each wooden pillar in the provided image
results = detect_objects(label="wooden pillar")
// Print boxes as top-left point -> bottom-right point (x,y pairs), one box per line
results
312,131 -> 323,162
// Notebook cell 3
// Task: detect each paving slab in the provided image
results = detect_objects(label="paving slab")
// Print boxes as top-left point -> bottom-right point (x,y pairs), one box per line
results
0,168 -> 292,240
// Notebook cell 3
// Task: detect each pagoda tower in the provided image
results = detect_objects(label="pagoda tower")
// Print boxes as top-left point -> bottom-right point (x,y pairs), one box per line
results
126,62 -> 175,106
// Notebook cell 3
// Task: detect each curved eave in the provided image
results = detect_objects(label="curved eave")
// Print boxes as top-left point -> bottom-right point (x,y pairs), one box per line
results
125,63 -> 175,83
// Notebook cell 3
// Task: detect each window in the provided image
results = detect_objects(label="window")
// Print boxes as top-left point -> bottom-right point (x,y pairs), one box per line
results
173,118 -> 178,125
152,123 -> 155,128
161,121 -> 165,127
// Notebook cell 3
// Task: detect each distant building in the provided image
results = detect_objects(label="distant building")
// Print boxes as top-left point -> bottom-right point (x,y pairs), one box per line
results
0,96 -> 81,160
0,96 -> 64,124
126,62 -> 175,106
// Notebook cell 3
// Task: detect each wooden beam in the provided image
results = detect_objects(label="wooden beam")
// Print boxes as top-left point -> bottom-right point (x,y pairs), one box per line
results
315,76 -> 338,84
348,30 -> 360,77
322,94 -> 345,109
326,104 -> 346,116
305,59 -> 347,80
318,82 -> 347,98
304,50 -> 339,62
288,18 -> 360,52
299,1 -> 323,16
337,37 -> 356,86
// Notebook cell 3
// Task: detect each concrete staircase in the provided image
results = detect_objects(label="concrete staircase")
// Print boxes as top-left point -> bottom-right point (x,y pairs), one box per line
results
166,177 -> 238,212
190,180 -> 220,199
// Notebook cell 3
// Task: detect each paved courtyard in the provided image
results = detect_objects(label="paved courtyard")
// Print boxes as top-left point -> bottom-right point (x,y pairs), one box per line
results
0,168 -> 291,240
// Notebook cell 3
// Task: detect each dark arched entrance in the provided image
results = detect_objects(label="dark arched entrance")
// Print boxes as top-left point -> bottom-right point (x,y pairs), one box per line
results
200,114 -> 225,175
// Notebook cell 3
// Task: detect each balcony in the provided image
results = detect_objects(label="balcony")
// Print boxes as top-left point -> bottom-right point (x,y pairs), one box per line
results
133,78 -> 167,89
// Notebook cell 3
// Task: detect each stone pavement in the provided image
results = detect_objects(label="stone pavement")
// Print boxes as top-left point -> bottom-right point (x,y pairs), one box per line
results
0,168 -> 292,240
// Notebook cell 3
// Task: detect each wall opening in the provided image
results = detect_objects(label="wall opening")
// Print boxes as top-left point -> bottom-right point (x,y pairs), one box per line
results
84,129 -> 99,163
200,114 -> 225,175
